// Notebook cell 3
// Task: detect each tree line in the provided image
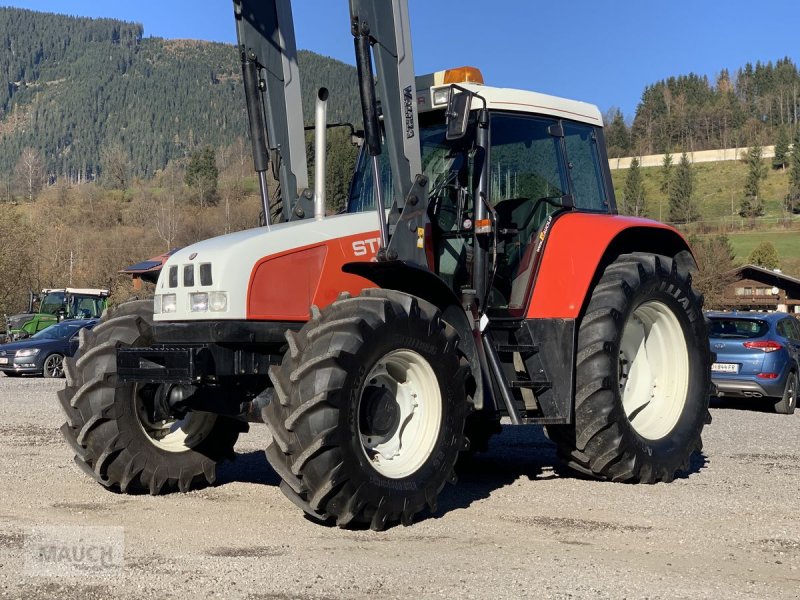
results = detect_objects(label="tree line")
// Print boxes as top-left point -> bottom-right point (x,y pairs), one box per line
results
606,58 -> 800,159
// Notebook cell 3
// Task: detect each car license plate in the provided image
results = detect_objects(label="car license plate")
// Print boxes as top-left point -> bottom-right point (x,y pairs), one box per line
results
0,358 -> 8,365
711,362 -> 739,374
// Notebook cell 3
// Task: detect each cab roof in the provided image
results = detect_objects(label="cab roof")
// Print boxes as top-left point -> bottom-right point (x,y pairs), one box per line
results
415,74 -> 603,127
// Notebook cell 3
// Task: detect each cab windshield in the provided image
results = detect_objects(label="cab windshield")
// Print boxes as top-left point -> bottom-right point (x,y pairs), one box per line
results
40,292 -> 67,315
347,111 -> 470,214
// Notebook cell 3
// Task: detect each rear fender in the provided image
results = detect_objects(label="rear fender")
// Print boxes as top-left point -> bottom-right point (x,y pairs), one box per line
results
343,261 -> 483,409
527,213 -> 693,319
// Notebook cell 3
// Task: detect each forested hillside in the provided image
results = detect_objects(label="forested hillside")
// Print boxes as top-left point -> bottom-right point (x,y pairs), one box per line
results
0,7 -> 360,185
606,58 -> 800,158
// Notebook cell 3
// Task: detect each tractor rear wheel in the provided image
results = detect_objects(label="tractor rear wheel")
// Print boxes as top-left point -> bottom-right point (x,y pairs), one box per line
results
263,289 -> 470,530
58,299 -> 245,494
546,252 -> 711,482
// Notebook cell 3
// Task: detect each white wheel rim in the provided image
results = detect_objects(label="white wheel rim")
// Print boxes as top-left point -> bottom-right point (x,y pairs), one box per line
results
618,300 -> 689,440
358,349 -> 442,479
135,387 -> 217,453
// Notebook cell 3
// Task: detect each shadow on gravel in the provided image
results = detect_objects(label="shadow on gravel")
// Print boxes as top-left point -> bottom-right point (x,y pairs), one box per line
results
709,396 -> 784,414
216,450 -> 281,487
217,424 -> 709,528
427,425 -> 558,522
428,423 -> 709,523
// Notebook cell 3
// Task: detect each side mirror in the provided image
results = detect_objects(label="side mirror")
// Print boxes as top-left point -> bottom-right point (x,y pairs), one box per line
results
446,88 -> 472,140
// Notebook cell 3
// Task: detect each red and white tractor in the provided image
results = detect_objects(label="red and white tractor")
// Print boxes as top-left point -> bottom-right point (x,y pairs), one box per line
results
59,0 -> 710,530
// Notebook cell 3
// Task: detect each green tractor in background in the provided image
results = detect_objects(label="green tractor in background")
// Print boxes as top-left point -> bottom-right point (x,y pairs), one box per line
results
4,288 -> 109,341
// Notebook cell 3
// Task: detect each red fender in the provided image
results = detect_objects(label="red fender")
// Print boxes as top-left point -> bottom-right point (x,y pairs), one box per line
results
526,213 -> 691,319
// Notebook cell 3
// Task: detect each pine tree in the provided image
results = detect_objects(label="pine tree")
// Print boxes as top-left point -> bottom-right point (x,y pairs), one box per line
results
660,150 -> 673,197
748,241 -> 779,270
786,129 -> 800,213
668,153 -> 698,224
740,144 -> 766,217
773,127 -> 790,170
621,157 -> 647,217
604,108 -> 631,158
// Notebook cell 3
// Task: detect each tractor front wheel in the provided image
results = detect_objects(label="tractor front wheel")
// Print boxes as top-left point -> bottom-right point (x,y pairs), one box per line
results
263,289 -> 470,530
58,300 -> 245,494
546,252 -> 711,482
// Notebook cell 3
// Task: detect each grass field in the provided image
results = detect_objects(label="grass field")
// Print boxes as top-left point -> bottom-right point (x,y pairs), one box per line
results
611,157 -> 800,275
610,157 -> 791,223
724,230 -> 800,277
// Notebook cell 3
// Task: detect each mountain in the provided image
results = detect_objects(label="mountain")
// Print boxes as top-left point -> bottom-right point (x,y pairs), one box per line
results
0,7 -> 361,183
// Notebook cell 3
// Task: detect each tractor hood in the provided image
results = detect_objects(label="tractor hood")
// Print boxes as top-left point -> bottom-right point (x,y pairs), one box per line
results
6,313 -> 35,331
153,212 -> 381,322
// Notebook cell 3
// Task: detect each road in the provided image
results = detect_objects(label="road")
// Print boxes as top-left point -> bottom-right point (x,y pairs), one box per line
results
0,375 -> 798,599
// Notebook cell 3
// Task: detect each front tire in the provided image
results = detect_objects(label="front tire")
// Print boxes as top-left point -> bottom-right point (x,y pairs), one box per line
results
546,252 -> 711,483
263,289 -> 470,530
774,372 -> 797,415
58,300 -> 245,494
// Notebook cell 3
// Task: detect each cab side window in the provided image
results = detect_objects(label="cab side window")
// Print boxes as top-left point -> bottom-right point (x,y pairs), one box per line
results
563,122 -> 608,211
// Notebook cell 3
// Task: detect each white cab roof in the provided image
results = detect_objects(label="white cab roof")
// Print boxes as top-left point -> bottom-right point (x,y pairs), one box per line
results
416,81 -> 603,127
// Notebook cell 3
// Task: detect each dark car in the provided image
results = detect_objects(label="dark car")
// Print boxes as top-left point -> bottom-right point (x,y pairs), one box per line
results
708,311 -> 800,414
0,319 -> 98,378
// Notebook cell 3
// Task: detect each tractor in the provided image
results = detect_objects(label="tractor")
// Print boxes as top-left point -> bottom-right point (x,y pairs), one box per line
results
59,0 -> 710,530
6,288 -> 108,341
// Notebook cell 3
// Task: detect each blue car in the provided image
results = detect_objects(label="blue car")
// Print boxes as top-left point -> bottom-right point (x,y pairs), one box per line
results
0,319 -> 98,378
708,312 -> 799,414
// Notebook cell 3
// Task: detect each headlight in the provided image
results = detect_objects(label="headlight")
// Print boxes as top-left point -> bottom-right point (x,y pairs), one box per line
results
153,294 -> 163,315
433,88 -> 449,105
162,294 -> 177,314
209,291 -> 228,312
190,292 -> 209,312
15,348 -> 40,357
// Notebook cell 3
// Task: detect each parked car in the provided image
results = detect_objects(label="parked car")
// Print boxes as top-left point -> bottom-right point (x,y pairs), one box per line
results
708,311 -> 799,414
0,319 -> 98,378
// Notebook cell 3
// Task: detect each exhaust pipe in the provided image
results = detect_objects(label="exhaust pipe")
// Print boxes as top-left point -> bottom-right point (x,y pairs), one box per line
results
314,87 -> 329,220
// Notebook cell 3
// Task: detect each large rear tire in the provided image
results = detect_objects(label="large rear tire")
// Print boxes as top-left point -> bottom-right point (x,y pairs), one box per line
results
263,289 -> 470,530
545,253 -> 711,482
58,299 -> 245,494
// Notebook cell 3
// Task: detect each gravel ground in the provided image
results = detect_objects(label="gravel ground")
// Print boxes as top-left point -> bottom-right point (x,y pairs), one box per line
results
0,375 -> 798,599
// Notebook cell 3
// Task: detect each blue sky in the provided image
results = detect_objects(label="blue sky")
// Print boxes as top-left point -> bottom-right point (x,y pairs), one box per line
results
3,1 -> 800,119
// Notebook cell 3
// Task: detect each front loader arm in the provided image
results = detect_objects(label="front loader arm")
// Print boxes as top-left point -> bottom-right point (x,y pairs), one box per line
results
350,0 -> 430,268
234,0 -> 309,222
349,0 -> 421,204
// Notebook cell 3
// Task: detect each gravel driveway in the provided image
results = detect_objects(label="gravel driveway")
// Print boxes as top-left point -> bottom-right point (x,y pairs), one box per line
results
0,375 -> 798,599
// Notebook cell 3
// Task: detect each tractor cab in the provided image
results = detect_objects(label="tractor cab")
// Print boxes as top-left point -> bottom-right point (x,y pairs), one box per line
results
348,66 -> 615,317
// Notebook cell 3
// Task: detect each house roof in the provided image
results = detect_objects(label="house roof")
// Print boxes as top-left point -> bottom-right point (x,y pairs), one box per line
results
728,264 -> 800,288
120,248 -> 180,283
